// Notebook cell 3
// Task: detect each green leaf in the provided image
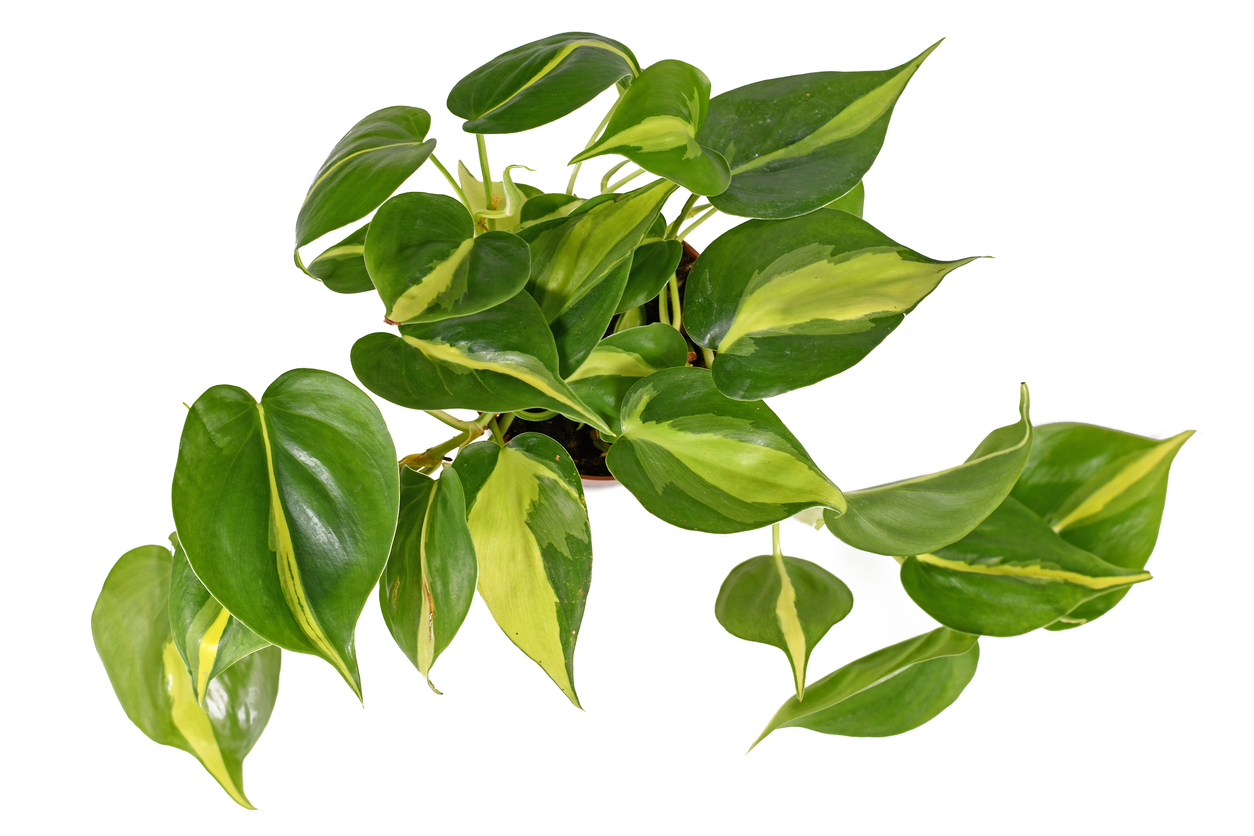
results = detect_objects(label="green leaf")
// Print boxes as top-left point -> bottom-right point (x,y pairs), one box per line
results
617,239 -> 683,313
570,60 -> 730,196
752,627 -> 978,746
825,181 -> 865,217
824,385 -> 1032,555
92,544 -> 281,809
699,42 -> 939,219
294,106 -> 435,251
900,498 -> 1152,636
448,32 -> 639,134
606,367 -> 846,533
364,192 -> 530,325
379,468 -> 477,693
685,208 -> 977,400
171,369 -> 399,699
452,434 -> 592,706
456,161 -> 540,230
519,192 -> 584,229
566,324 -> 689,435
715,551 -> 853,699
169,533 -> 270,708
519,178 -> 676,376
307,225 -> 373,294
350,292 -> 611,435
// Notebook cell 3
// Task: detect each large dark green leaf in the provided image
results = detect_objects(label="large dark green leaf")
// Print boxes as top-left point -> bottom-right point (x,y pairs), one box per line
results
566,323 -> 689,435
685,209 -> 977,400
93,544 -> 281,809
172,369 -> 399,699
452,434 -> 592,706
448,33 -> 639,134
306,225 -> 372,294
617,238 -> 683,313
606,367 -> 846,533
699,42 -> 939,219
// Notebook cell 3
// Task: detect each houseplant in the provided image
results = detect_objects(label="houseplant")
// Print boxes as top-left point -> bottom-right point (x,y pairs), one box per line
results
91,31 -> 1192,807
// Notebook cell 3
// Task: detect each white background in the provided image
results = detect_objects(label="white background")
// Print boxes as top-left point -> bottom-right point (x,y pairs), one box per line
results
4,0 -> 1250,832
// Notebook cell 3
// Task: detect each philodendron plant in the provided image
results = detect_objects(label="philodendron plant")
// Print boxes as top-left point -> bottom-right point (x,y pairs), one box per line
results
93,33 -> 1193,808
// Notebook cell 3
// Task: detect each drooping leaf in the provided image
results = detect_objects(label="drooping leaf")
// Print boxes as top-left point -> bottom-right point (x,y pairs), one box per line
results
519,192 -> 584,229
566,324 -> 689,436
823,385 -> 1032,555
685,208 -> 977,400
699,42 -> 939,219
172,369 -> 399,699
570,60 -> 730,196
92,544 -> 281,809
307,225 -> 372,294
350,292 -> 610,435
606,367 -> 846,533
618,240 -> 683,313
364,192 -> 530,324
169,533 -> 270,708
826,181 -> 865,217
900,498 -> 1152,636
448,32 -> 639,134
716,551 -> 853,699
452,434 -> 592,706
456,161 -> 541,230
519,178 -> 676,375
379,468 -> 477,692
752,627 -> 977,746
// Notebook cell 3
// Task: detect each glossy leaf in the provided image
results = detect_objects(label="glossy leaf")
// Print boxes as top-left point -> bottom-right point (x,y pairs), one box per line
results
700,42 -> 939,219
169,534 -> 269,708
566,324 -> 689,435
519,192 -> 584,228
365,191 -> 530,324
824,385 -> 1032,555
93,544 -> 281,809
685,208 -> 977,400
901,498 -> 1152,636
826,181 -> 865,217
570,60 -> 730,196
519,178 -> 676,375
351,292 -> 611,435
452,434 -> 592,706
618,239 -> 683,313
752,627 -> 978,746
172,369 -> 399,699
716,551 -> 853,699
606,367 -> 846,533
379,468 -> 477,692
307,225 -> 372,294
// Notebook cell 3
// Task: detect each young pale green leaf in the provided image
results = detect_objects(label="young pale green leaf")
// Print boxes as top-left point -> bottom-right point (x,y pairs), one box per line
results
824,385 -> 1032,555
826,181 -> 865,217
172,369 -> 399,699
294,106 -> 435,252
364,192 -> 530,325
901,498 -> 1152,636
307,225 -> 372,294
699,42 -> 939,219
1012,424 -> 1192,629
379,468 -> 477,693
753,627 -> 978,747
448,32 -> 639,134
606,367 -> 846,533
618,239 -> 683,313
566,324 -> 690,436
452,434 -> 592,707
455,161 -> 541,230
519,178 -> 676,376
519,192 -> 584,229
716,552 -> 853,699
350,293 -> 611,435
93,544 -> 281,809
685,209 -> 977,400
570,60 -> 730,196
169,534 -> 270,708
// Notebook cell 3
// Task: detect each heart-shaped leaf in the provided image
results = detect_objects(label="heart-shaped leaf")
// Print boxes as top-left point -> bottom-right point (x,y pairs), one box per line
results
566,323 -> 689,435
350,292 -> 610,435
307,225 -> 372,294
752,627 -> 977,747
172,369 -> 399,699
606,367 -> 846,533
379,467 -> 477,693
823,385 -> 1032,555
364,192 -> 530,325
570,60 -> 730,196
685,209 -> 977,400
93,544 -> 281,809
699,42 -> 939,219
452,434 -> 592,706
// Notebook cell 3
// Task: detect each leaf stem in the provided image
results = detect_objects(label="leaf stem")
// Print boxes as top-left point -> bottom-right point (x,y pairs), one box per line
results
772,523 -> 782,559
702,347 -> 716,369
606,168 -> 645,193
475,134 -> 494,209
488,415 -> 506,446
599,160 -> 630,192
678,206 -> 718,241
658,275 -> 670,323
668,274 -> 683,331
497,413 -> 516,436
666,193 -> 701,239
425,409 -> 479,432
400,412 -> 495,472
514,408 -> 559,422
567,99 -> 619,195
430,154 -> 472,213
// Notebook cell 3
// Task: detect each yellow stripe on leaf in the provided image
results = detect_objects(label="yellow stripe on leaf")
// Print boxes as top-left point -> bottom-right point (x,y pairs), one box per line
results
914,552 -> 1152,591
194,607 -> 231,707
773,552 -> 808,699
386,238 -> 474,323
476,40 -> 639,120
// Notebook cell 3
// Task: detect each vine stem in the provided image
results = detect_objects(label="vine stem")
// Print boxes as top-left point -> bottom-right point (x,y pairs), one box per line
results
425,409 -> 479,432
400,412 -> 495,474
668,274 -> 683,331
476,134 -> 494,207
606,168 -> 645,193
666,193 -> 701,239
678,206 -> 718,241
430,154 -> 471,213
772,523 -> 782,559
567,100 -> 619,195
599,160 -> 630,192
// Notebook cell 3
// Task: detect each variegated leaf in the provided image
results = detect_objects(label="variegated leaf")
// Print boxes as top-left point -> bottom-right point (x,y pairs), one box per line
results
307,225 -> 372,294
519,192 -> 584,229
685,208 -> 978,400
452,434 -> 592,706
699,42 -> 939,219
566,323 -> 689,436
606,367 -> 846,533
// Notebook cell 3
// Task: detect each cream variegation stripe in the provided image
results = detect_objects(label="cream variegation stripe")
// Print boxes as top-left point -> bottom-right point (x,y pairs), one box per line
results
386,238 -> 474,323
574,115 -> 701,160
772,550 -> 808,699
475,40 -> 639,120
312,244 -> 365,263
194,607 -> 231,706
302,142 -> 429,204
566,346 -> 657,382
914,552 -> 1152,591
416,484 -> 440,693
